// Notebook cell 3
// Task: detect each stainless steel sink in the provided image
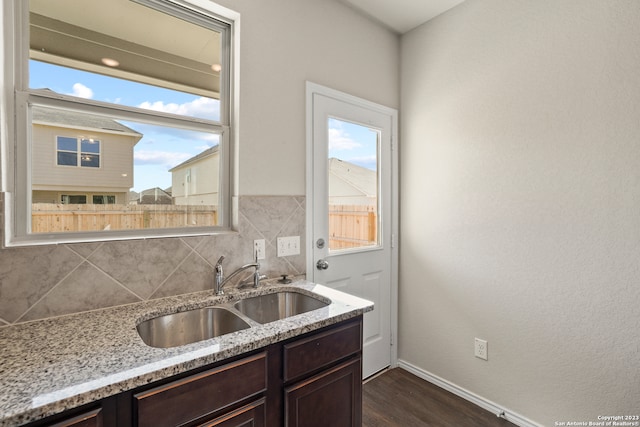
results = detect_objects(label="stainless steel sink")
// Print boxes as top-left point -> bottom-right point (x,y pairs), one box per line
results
137,291 -> 331,348
233,291 -> 329,324
137,306 -> 250,348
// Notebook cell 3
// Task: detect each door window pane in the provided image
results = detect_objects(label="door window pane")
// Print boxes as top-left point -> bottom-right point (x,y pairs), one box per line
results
327,118 -> 380,251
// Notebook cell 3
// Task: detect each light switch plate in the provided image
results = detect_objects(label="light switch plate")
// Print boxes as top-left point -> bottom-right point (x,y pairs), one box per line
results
254,239 -> 266,260
277,236 -> 300,257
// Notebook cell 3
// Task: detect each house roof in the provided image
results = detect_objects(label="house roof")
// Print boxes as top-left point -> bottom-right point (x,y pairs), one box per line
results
32,105 -> 143,137
138,187 -> 172,197
169,145 -> 219,172
329,158 -> 377,197
136,187 -> 173,204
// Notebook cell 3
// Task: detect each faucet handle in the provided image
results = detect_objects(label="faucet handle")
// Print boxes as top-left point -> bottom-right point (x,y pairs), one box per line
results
214,256 -> 225,277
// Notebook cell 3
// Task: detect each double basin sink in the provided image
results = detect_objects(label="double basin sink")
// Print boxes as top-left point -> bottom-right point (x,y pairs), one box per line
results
137,291 -> 330,348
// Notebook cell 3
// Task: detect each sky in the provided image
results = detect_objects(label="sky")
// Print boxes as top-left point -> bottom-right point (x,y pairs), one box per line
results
29,60 -> 378,192
328,118 -> 379,171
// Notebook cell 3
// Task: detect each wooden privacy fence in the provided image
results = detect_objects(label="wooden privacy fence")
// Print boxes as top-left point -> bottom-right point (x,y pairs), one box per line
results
33,203 -> 371,244
329,204 -> 377,250
31,204 -> 218,233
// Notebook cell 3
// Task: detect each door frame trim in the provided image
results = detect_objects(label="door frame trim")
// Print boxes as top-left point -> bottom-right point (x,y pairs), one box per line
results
304,81 -> 399,370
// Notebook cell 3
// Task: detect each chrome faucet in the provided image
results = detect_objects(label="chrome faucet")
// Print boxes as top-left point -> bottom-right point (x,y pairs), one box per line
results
214,255 -> 263,295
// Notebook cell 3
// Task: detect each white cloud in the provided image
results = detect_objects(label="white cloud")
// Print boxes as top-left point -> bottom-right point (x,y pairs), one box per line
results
138,97 -> 220,120
70,83 -> 94,99
328,127 -> 362,151
134,150 -> 192,168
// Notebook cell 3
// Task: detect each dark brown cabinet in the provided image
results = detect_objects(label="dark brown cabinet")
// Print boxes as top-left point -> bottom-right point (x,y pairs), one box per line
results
134,352 -> 267,427
46,408 -> 103,427
283,320 -> 362,382
196,398 -> 266,427
285,358 -> 361,427
24,399 -> 117,427
24,316 -> 363,427
283,320 -> 363,427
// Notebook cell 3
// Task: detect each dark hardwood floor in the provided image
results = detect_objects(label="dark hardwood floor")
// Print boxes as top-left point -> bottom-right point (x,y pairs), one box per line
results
362,368 -> 516,427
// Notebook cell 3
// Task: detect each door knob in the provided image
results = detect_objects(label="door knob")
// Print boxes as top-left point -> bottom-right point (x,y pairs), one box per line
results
316,259 -> 329,270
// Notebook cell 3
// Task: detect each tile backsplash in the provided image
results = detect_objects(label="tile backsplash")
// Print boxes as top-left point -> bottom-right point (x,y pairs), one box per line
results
0,196 -> 306,325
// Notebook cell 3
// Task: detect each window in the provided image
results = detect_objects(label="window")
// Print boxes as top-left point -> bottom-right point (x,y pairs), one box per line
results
62,195 -> 87,204
2,0 -> 236,245
327,118 -> 380,251
93,195 -> 116,204
57,137 -> 101,168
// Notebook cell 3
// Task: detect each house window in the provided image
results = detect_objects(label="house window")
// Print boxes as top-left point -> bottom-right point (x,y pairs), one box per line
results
3,0 -> 236,245
57,137 -> 101,168
62,195 -> 87,204
93,195 -> 116,204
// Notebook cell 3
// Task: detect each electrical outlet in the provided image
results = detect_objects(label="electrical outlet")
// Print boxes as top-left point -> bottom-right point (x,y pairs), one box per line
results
253,239 -> 266,260
277,236 -> 300,257
475,338 -> 488,361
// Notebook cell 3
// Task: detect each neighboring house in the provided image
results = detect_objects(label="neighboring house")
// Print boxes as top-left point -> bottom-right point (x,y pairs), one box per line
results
136,187 -> 173,205
169,145 -> 219,206
31,105 -> 143,205
328,157 -> 377,206
128,190 -> 140,204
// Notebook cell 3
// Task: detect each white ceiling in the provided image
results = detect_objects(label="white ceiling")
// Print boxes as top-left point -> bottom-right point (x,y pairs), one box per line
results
341,0 -> 465,34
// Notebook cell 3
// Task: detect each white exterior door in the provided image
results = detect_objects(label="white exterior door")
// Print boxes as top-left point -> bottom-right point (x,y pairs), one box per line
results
306,82 -> 398,379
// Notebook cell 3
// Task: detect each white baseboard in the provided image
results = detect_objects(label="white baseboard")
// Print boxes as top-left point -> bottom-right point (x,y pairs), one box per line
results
397,359 -> 543,427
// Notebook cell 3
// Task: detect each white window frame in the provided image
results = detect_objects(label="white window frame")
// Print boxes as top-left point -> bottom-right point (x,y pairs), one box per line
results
1,0 -> 239,246
56,136 -> 101,169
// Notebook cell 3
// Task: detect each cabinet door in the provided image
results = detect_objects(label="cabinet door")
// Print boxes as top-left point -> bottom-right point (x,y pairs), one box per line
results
46,408 -> 102,427
196,398 -> 265,427
284,358 -> 362,427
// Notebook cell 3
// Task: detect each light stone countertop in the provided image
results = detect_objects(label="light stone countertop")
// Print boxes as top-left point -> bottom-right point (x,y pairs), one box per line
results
0,278 -> 373,427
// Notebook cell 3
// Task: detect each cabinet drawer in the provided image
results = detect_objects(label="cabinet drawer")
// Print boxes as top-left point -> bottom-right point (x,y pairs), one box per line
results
134,352 -> 267,427
283,320 -> 361,382
196,398 -> 266,427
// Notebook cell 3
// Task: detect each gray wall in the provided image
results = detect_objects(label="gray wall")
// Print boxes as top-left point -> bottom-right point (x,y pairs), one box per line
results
0,0 -> 400,325
400,0 -> 640,425
213,0 -> 401,197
